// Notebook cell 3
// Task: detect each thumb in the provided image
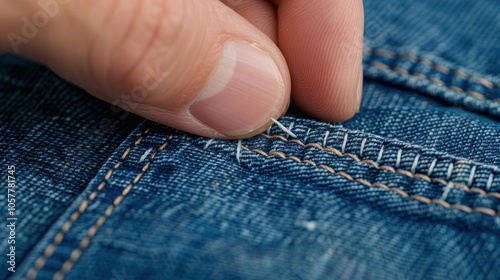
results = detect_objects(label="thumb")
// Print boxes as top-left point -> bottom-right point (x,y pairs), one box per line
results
2,0 -> 291,139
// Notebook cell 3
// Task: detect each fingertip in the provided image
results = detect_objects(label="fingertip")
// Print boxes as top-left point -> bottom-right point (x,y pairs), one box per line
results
276,0 -> 364,123
16,0 -> 291,140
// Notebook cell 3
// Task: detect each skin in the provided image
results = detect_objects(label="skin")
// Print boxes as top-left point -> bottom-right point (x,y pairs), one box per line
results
0,0 -> 364,139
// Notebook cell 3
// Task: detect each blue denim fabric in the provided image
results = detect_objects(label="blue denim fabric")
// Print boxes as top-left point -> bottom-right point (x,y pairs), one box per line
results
2,0 -> 500,279
0,56 -> 143,279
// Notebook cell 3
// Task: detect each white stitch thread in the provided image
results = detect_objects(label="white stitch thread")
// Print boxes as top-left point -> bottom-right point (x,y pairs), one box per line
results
377,145 -> 385,162
266,123 -> 272,135
304,128 -> 311,143
139,148 -> 153,162
204,139 -> 215,149
271,118 -> 297,139
341,133 -> 348,154
411,154 -> 420,174
360,138 -> 367,158
301,221 -> 317,231
323,131 -> 330,148
395,149 -> 403,168
467,166 -> 477,186
427,159 -> 438,176
446,162 -> 454,180
236,140 -> 242,164
441,182 -> 454,200
286,122 -> 295,139
487,172 -> 494,191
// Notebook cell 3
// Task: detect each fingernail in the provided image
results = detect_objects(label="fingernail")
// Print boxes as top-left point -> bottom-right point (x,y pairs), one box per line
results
190,41 -> 284,137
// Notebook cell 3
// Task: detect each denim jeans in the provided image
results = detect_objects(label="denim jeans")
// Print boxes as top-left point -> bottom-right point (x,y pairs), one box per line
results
2,0 -> 500,279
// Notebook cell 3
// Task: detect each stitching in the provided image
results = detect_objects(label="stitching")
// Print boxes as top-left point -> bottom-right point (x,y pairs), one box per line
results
359,138 -> 368,158
369,61 -> 499,103
367,46 -> 498,90
260,134 -> 500,199
236,140 -> 242,164
441,182 -> 455,200
377,144 -> 385,163
25,127 -> 152,280
286,121 -> 295,139
304,128 -> 311,143
446,162 -> 454,180
242,145 -> 499,216
411,154 -> 421,174
395,149 -> 403,168
427,159 -> 438,176
468,166 -> 477,186
271,118 -> 297,138
51,132 -> 175,280
341,133 -> 348,154
323,131 -> 329,148
204,139 -> 215,149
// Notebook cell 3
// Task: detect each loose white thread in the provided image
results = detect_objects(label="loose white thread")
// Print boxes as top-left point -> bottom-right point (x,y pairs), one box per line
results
286,122 -> 295,139
139,148 -> 153,162
341,133 -> 348,154
236,140 -> 242,164
359,138 -> 367,158
427,159 -> 438,176
271,118 -> 297,139
395,149 -> 403,168
446,162 -> 454,180
441,182 -> 454,200
323,131 -> 330,148
377,145 -> 385,162
204,139 -> 215,149
411,154 -> 421,174
467,166 -> 477,186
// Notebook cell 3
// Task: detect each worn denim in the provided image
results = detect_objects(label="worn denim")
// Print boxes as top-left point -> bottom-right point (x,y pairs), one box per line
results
2,0 -> 500,279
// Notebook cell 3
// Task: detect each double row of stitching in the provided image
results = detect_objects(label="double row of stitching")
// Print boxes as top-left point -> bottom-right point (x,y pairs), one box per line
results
364,46 -> 500,92
25,127 -> 152,280
242,145 -> 499,216
50,132 -> 175,280
363,47 -> 500,106
260,134 -> 500,199
368,61 -> 500,103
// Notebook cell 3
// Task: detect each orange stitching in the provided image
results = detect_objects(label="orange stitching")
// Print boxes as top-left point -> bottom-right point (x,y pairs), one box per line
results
365,46 -> 498,89
260,134 -> 500,199
400,53 -> 419,63
25,128 -> 152,280
51,132 -> 175,280
471,77 -> 494,89
369,61 -> 498,103
468,91 -> 486,100
242,146 -> 499,216
373,49 -> 396,59
454,70 -> 469,80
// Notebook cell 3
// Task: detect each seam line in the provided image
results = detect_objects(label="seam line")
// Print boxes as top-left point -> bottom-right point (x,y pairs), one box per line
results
51,132 -> 175,280
369,61 -> 500,103
364,46 -> 499,91
261,134 -> 500,199
24,127 -> 152,280
243,145 -> 499,216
